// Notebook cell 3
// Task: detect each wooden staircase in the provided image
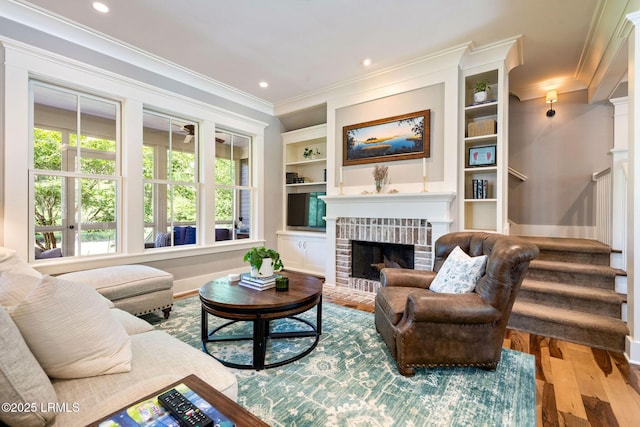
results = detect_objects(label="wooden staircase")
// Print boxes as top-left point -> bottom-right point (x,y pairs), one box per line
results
508,236 -> 629,353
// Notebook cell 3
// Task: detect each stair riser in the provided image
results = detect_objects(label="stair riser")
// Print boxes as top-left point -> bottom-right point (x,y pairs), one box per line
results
508,313 -> 626,353
535,250 -> 610,266
517,291 -> 621,317
526,269 -> 614,289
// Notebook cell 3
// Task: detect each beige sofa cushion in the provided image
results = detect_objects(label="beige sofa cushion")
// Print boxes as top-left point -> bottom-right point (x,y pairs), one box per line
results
110,308 -> 155,335
58,265 -> 173,301
0,247 -> 42,278
0,305 -> 59,427
52,331 -> 238,426
0,272 -> 41,312
11,275 -> 132,379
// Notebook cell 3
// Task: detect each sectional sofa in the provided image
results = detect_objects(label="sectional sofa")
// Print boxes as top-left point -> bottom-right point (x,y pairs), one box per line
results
0,248 -> 237,427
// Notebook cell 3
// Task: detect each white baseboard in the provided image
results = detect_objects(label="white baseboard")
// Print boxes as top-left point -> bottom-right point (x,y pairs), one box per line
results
509,223 -> 596,239
626,336 -> 640,366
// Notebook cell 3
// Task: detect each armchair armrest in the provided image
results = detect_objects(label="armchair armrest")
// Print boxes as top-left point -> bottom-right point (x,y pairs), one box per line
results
404,292 -> 501,324
380,268 -> 436,289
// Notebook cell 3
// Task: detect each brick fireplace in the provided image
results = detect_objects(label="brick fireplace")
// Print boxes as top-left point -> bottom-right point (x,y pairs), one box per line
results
336,217 -> 432,293
322,192 -> 456,293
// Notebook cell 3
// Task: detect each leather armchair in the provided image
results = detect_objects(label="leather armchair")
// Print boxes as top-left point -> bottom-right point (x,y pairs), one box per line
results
374,232 -> 539,376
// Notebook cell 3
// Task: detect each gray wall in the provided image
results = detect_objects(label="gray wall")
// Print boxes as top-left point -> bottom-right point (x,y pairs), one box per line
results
508,90 -> 613,227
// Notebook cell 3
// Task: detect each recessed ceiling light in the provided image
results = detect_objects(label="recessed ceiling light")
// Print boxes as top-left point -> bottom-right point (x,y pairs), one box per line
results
259,81 -> 269,88
362,58 -> 372,67
92,2 -> 109,13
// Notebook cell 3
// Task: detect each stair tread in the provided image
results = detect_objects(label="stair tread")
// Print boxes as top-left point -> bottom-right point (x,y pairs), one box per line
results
520,236 -> 611,254
530,259 -> 618,276
521,279 -> 624,302
512,301 -> 628,333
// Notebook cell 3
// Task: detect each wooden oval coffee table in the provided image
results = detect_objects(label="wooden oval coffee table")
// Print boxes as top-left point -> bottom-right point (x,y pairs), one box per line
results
199,271 -> 322,370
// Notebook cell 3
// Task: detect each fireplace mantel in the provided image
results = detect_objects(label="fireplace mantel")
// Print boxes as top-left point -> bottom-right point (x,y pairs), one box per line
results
321,192 -> 456,287
321,192 -> 456,221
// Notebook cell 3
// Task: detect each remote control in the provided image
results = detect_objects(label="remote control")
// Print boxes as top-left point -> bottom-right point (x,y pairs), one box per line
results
157,388 -> 214,427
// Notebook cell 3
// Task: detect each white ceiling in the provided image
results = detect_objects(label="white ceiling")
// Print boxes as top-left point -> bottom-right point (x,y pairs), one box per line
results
12,0 -> 601,107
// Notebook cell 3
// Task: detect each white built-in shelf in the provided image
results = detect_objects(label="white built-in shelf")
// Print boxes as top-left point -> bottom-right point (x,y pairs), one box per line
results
286,158 -> 326,166
286,181 -> 327,187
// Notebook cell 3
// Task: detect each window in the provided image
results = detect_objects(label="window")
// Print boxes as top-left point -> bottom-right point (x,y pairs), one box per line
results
30,82 -> 120,259
214,130 -> 253,241
143,111 -> 198,249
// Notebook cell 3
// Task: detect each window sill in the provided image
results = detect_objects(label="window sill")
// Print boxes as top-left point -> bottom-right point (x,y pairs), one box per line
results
32,239 -> 264,275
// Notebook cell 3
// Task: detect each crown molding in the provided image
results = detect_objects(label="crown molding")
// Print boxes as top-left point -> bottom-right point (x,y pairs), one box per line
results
1,0 -> 274,115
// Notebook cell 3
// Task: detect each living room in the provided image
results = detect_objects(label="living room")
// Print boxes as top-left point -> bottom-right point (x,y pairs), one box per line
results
2,0 -> 640,425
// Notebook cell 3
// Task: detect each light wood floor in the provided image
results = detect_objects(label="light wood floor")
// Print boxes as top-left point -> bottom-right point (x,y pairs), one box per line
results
322,286 -> 640,427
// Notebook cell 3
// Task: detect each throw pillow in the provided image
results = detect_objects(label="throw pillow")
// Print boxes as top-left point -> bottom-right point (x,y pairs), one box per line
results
0,305 -> 59,427
430,246 -> 488,294
0,247 -> 42,278
10,275 -> 132,379
0,272 -> 42,312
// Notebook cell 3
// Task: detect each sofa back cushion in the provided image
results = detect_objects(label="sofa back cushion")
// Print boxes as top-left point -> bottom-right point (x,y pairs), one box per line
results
0,247 -> 42,278
10,275 -> 132,379
0,272 -> 41,312
0,305 -> 59,427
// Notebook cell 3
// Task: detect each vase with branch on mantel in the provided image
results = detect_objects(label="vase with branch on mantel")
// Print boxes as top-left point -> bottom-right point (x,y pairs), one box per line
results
372,164 -> 389,193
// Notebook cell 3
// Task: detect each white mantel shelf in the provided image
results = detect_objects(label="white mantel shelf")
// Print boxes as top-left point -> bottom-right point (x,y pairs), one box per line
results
321,192 -> 456,222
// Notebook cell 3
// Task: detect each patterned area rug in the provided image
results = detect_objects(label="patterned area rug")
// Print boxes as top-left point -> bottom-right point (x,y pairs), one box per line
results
143,296 -> 535,426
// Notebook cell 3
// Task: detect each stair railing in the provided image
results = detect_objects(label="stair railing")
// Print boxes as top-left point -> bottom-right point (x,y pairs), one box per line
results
592,167 -> 612,245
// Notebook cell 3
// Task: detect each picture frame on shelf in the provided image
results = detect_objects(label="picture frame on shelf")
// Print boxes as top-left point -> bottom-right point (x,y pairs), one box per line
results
342,110 -> 430,166
468,145 -> 496,167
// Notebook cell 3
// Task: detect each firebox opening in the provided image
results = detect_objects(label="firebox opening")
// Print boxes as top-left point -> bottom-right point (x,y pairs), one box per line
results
351,240 -> 415,281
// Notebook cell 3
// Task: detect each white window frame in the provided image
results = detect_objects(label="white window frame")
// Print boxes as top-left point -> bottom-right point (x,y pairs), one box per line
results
29,81 -> 122,260
2,40 -> 267,273
143,110 -> 199,249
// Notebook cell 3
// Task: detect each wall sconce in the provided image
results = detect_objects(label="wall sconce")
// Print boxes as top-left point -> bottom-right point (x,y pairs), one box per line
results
546,90 -> 558,117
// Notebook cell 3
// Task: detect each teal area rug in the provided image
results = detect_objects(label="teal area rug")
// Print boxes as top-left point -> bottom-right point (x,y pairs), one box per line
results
143,296 -> 535,426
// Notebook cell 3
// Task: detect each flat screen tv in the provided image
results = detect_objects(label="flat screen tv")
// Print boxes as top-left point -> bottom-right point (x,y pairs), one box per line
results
287,192 -> 326,229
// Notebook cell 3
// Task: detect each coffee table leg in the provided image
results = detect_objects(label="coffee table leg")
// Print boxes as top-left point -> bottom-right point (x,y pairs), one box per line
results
317,296 -> 323,335
253,316 -> 267,370
201,308 -> 208,352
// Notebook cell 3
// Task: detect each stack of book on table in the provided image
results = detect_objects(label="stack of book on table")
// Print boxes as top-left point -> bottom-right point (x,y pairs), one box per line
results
239,273 -> 280,291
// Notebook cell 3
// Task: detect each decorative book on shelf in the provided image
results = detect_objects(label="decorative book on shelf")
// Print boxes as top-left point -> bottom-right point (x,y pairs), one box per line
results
98,382 -> 234,427
471,179 -> 489,199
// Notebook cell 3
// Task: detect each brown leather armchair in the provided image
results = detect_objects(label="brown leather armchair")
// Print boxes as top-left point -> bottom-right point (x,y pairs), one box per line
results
374,232 -> 539,376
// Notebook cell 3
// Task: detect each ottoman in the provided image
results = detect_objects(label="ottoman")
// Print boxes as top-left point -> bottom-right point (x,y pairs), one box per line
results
58,265 -> 174,318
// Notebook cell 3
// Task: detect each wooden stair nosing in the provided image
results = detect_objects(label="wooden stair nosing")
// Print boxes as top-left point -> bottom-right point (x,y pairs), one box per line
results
529,259 -> 618,277
509,302 -> 628,353
511,301 -> 628,334
520,279 -> 624,304
520,236 -> 611,254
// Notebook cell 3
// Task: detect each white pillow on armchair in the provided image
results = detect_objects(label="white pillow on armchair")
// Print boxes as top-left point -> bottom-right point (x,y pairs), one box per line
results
429,246 -> 488,294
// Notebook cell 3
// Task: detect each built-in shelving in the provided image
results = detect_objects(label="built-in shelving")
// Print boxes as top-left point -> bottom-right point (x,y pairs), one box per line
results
460,68 -> 506,233
279,124 -> 328,275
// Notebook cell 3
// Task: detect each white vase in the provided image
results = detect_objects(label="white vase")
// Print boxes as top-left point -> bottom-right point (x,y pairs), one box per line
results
474,91 -> 488,103
250,258 -> 274,277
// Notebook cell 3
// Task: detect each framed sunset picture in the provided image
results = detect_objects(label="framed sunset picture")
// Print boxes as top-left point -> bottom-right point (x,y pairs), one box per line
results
343,110 -> 430,166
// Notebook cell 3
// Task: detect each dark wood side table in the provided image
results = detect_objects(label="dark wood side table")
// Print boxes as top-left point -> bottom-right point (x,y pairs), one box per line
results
199,271 -> 323,370
87,374 -> 268,427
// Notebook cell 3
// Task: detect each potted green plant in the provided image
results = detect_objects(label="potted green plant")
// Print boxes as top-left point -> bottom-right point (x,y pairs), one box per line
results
473,79 -> 490,103
243,246 -> 284,277
303,147 -> 320,159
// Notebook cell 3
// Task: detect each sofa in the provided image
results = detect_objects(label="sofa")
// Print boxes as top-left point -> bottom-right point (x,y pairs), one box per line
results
0,248 -> 237,427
